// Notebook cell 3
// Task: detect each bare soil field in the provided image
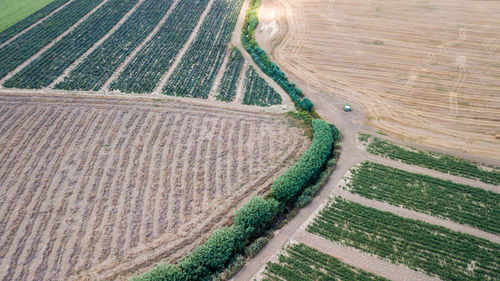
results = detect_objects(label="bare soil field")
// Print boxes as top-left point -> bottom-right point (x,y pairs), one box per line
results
0,93 -> 310,281
257,0 -> 500,159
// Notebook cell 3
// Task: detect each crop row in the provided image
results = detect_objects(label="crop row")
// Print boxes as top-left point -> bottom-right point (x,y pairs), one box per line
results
0,0 -> 71,44
242,66 -> 282,107
162,0 -> 244,98
308,197 -> 500,281
345,161 -> 500,234
54,0 -> 175,91
109,0 -> 210,93
4,0 -> 139,89
216,47 -> 245,102
0,0 -> 103,80
263,243 -> 388,281
358,134 -> 500,185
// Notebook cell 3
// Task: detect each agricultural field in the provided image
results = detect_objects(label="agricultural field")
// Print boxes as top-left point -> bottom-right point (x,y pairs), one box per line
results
257,0 -> 500,159
243,66 -> 282,107
345,161 -> 500,234
263,243 -> 388,281
0,93 -> 310,280
217,48 -> 245,102
358,134 -> 500,185
0,0 -> 66,34
307,197 -> 500,281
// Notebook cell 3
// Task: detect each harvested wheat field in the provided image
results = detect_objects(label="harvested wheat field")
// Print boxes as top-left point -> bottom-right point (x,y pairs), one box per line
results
257,0 -> 500,158
0,93 -> 310,281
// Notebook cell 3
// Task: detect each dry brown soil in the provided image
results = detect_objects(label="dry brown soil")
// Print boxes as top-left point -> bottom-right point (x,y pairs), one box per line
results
257,0 -> 500,159
0,93 -> 310,281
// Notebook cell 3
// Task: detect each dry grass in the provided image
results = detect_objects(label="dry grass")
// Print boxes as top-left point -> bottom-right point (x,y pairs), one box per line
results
259,0 -> 500,158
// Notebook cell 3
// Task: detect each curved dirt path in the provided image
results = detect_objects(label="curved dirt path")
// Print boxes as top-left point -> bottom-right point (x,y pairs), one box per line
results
0,0 -> 76,49
0,0 -> 110,86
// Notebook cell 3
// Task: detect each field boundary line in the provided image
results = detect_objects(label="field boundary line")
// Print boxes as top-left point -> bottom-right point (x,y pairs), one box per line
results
333,189 -> 500,243
153,0 -> 216,94
49,0 -> 147,88
363,153 -> 500,194
233,62 -> 248,104
208,47 -> 232,100
293,230 -> 441,281
102,0 -> 181,91
0,0 -> 76,49
0,0 -> 110,87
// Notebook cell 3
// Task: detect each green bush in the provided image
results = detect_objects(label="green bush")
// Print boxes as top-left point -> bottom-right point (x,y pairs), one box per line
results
179,227 -> 238,281
130,263 -> 185,281
233,196 -> 281,240
271,119 -> 333,204
244,236 -> 271,258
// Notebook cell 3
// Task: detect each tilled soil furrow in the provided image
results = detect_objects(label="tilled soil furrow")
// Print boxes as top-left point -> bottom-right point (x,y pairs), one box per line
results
125,114 -> 159,250
108,112 -> 150,258
179,116 -> 205,230
157,113 -> 185,236
31,110 -> 100,281
0,108 -> 65,245
193,116 -> 215,218
203,117 -> 223,209
66,111 -> 137,274
139,114 -> 171,244
16,109 -> 93,281
0,108 -> 80,280
229,119 -> 242,188
169,116 -> 196,232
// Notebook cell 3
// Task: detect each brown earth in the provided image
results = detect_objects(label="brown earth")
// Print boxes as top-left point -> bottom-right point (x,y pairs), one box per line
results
256,0 -> 500,159
0,93 -> 310,280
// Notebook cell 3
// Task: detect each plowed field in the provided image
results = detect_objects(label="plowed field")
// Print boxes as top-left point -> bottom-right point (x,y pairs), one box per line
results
0,93 -> 309,280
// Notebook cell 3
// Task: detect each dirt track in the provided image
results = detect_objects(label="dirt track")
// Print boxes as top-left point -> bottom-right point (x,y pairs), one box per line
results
257,0 -> 500,159
0,93 -> 309,281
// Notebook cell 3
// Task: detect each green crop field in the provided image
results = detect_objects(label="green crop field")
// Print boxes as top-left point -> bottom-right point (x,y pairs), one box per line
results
358,134 -> 500,185
263,243 -> 388,281
308,197 -> 500,281
346,161 -> 500,234
0,0 -> 55,32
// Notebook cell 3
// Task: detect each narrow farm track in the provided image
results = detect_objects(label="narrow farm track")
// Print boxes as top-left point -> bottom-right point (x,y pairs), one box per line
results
49,0 -> 147,88
261,0 -> 500,159
0,0 -> 109,85
0,93 -> 310,281
0,0 -> 75,48
293,231 -> 440,281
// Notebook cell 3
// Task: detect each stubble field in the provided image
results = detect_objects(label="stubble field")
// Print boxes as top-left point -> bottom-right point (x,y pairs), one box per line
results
258,0 -> 500,159
0,93 -> 309,280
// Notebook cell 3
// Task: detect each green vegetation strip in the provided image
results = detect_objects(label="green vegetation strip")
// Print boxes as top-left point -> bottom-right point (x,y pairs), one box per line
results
132,119 -> 337,280
241,0 -> 313,112
217,47 -> 245,102
346,161 -> 500,234
55,0 -> 175,91
359,133 -> 500,185
243,66 -> 282,107
0,0 -> 103,80
0,0 -> 69,42
263,243 -> 388,281
163,0 -> 244,98
307,197 -> 500,281
5,0 -> 139,89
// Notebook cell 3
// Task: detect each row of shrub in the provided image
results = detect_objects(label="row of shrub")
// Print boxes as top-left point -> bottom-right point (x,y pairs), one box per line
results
241,0 -> 314,112
132,119 -> 337,281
